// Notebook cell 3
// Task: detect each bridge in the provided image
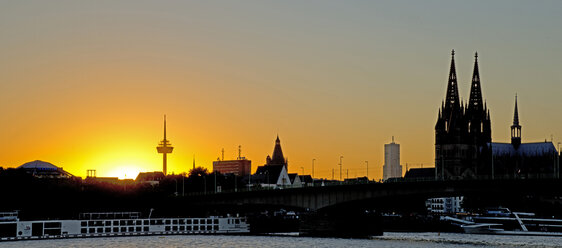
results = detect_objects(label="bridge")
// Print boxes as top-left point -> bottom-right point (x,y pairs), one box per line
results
185,179 -> 562,211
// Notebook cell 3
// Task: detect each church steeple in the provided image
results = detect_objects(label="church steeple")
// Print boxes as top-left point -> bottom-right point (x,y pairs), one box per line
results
269,135 -> 286,166
468,52 -> 483,111
513,94 -> 519,126
511,94 -> 522,149
445,49 -> 460,110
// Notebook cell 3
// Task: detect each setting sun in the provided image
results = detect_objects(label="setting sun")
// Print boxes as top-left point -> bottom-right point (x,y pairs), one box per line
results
106,165 -> 142,180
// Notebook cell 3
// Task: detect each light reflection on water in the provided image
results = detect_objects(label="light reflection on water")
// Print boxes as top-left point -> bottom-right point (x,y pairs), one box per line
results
1,233 -> 562,248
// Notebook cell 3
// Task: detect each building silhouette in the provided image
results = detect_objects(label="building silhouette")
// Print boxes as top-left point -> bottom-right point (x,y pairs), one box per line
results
383,136 -> 402,180
435,50 -> 559,180
250,136 -> 291,188
213,147 -> 251,177
266,135 -> 287,168
17,160 -> 74,179
490,96 -> 559,179
435,50 -> 492,180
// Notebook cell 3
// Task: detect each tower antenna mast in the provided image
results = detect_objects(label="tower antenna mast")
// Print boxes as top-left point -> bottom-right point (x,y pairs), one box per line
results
157,115 -> 173,175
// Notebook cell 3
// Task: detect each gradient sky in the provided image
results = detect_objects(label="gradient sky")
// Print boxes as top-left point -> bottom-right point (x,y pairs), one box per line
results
1,1 -> 561,180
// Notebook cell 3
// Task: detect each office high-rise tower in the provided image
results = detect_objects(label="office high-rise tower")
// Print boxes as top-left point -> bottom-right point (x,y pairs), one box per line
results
383,136 -> 402,180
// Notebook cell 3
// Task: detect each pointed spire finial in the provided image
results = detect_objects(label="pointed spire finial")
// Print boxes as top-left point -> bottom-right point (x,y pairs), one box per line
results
445,49 -> 460,109
513,93 -> 519,125
468,51 -> 483,111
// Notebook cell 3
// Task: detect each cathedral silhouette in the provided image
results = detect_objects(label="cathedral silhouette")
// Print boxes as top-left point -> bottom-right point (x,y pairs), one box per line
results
435,50 -> 559,180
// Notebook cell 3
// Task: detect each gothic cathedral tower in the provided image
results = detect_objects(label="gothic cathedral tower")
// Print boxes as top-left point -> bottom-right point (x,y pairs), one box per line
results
436,50 -> 492,180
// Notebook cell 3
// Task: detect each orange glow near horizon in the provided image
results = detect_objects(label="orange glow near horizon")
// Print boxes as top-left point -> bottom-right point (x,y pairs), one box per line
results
1,2 -> 561,181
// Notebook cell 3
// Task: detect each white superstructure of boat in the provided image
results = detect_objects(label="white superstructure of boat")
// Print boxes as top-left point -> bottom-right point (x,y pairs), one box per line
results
0,211 -> 249,241
445,208 -> 562,236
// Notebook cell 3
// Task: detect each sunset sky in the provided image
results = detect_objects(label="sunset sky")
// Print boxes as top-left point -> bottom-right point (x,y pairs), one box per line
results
1,1 -> 561,180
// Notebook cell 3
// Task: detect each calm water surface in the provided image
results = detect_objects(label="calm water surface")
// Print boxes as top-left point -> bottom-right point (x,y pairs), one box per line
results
1,233 -> 561,247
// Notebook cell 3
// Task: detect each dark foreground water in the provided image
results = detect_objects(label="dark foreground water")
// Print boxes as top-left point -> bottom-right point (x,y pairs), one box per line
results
1,233 -> 561,248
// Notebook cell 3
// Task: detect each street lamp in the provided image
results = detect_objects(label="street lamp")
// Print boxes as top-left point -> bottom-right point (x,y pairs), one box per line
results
339,156 -> 344,181
365,161 -> 369,181
198,174 -> 206,195
312,159 -> 316,178
173,178 -> 178,196
248,173 -> 251,192
265,171 -> 269,186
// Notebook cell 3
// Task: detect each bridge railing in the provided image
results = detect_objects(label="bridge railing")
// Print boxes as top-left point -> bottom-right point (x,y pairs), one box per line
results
181,173 -> 561,197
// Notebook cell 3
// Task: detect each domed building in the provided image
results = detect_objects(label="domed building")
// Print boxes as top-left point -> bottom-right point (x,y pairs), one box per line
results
18,160 -> 74,178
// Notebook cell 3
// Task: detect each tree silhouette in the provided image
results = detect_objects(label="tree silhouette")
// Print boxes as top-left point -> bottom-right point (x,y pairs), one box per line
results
188,166 -> 209,178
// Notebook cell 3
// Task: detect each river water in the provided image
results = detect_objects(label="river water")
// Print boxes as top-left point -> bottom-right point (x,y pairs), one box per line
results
1,233 -> 561,247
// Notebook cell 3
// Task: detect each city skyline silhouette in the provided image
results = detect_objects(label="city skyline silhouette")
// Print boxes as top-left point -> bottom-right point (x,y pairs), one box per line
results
1,1 -> 561,180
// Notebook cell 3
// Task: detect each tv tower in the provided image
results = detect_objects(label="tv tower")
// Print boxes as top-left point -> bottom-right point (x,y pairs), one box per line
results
157,115 -> 173,175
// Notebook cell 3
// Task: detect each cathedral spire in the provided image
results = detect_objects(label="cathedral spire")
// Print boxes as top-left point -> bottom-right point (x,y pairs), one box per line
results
445,49 -> 460,110
513,94 -> 519,126
468,51 -> 483,111
511,94 -> 522,149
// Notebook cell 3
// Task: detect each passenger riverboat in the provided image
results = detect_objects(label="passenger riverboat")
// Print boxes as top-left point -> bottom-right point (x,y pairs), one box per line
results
0,211 -> 249,241
446,208 -> 562,236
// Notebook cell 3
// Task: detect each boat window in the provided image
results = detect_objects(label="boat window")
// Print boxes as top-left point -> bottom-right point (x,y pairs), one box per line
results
193,219 -> 198,224
120,220 -> 126,226
127,220 -> 134,226
144,220 -> 149,225
165,220 -> 171,225
173,219 -> 178,224
186,219 -> 192,224
44,229 -> 61,236
165,226 -> 171,231
136,227 -> 141,232
179,226 -> 185,231
97,228 -> 103,233
214,225 -> 219,230
105,228 -> 111,233
136,220 -> 141,225
81,221 -> 87,227
113,221 -> 119,226
89,228 -> 95,233
120,227 -> 126,232
172,226 -> 178,231
179,219 -> 185,224
128,227 -> 134,232
194,226 -> 199,231
81,228 -> 87,234
113,227 -> 119,233
214,219 -> 218,224
143,226 -> 149,232
187,226 -> 192,231
105,221 -> 111,226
